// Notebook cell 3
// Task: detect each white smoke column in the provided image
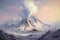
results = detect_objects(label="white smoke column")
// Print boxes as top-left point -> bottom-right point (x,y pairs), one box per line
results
24,1 -> 38,17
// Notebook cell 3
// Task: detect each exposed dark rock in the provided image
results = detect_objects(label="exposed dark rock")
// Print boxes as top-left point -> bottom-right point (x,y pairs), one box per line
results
32,29 -> 38,32
0,30 -> 21,40
39,29 -> 60,40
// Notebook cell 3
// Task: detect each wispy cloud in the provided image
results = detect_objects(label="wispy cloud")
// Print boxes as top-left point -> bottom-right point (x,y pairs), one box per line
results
0,0 -> 38,23
0,0 -> 60,24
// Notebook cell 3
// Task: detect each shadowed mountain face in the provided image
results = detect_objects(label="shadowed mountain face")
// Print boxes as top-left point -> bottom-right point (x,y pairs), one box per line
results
0,30 -> 20,40
39,29 -> 60,40
0,29 -> 60,40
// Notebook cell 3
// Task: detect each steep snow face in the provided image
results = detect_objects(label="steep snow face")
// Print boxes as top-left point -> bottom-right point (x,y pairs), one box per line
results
17,16 -> 50,32
17,16 -> 42,31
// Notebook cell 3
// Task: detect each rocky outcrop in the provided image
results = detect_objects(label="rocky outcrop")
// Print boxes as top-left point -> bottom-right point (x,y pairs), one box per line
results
39,29 -> 60,40
0,30 -> 21,40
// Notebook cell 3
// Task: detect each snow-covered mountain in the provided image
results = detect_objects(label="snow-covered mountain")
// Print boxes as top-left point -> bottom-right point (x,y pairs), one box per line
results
0,15 -> 51,37
0,15 -> 60,37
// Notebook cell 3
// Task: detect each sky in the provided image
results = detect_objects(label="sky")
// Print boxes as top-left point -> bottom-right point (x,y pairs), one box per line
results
0,0 -> 60,24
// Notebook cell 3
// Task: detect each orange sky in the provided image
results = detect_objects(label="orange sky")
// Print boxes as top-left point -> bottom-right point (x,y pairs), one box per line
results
34,0 -> 60,23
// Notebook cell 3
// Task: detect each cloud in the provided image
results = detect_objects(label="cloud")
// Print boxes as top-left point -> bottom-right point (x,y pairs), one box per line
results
0,0 -> 29,23
0,0 -> 60,24
24,1 -> 38,17
0,0 -> 39,24
0,0 -> 21,23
